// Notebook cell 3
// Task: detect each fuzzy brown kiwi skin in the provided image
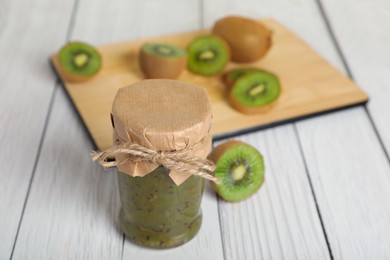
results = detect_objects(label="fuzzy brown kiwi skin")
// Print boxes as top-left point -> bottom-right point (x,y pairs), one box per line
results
139,49 -> 187,79
212,16 -> 272,63
54,55 -> 97,83
221,71 -> 235,90
228,90 -> 278,115
208,140 -> 247,190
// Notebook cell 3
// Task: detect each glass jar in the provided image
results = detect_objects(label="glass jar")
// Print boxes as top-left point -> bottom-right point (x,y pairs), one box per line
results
118,166 -> 204,248
101,79 -> 213,249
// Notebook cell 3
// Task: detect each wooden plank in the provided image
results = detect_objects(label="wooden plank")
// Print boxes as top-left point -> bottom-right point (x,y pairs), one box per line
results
70,0 -> 201,44
214,128 -> 331,260
0,0 -> 75,258
51,19 -> 367,151
297,0 -> 390,258
318,0 -> 390,153
12,0 -> 224,259
297,108 -> 390,259
204,0 -> 390,259
11,89 -> 123,259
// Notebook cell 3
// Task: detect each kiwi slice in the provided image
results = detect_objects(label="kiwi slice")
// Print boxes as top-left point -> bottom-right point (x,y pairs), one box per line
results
222,67 -> 263,89
139,43 -> 187,79
187,35 -> 230,76
212,16 -> 272,63
228,70 -> 281,114
58,41 -> 102,82
208,141 -> 265,202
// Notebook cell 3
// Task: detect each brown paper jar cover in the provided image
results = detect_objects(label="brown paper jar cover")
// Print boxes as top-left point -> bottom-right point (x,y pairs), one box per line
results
111,79 -> 212,185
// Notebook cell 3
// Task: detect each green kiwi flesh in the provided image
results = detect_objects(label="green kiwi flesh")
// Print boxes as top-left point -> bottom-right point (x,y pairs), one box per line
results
231,71 -> 280,108
59,42 -> 101,77
211,142 -> 265,202
141,43 -> 186,58
223,67 -> 263,88
187,35 -> 229,76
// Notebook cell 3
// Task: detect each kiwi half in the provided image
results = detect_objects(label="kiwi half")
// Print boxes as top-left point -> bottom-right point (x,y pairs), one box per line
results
187,35 -> 230,76
58,41 -> 102,82
208,141 -> 265,202
139,43 -> 187,79
222,67 -> 263,89
212,16 -> 272,63
228,70 -> 281,114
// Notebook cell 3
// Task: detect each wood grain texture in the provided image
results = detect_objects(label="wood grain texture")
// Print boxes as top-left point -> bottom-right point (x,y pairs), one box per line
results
13,0 -> 224,259
319,0 -> 390,154
296,0 -> 390,258
6,0 -> 390,259
71,0 -> 201,44
0,0 -> 75,258
214,128 -> 331,260
297,108 -> 390,259
205,0 -> 390,259
51,19 -> 367,151
12,88 -> 123,259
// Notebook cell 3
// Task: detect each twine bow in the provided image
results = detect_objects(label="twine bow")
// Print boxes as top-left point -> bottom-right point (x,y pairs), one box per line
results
90,142 -> 220,184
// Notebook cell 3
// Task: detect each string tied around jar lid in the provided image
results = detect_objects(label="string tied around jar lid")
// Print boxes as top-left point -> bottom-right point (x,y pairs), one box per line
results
90,135 -> 221,184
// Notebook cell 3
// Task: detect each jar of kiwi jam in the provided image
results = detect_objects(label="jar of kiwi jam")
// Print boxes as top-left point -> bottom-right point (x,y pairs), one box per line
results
117,167 -> 204,248
94,80 -> 214,249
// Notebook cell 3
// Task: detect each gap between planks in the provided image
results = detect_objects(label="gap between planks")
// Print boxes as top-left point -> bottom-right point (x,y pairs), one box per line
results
315,0 -> 390,164
292,124 -> 334,260
8,0 -> 81,258
9,84 -> 59,260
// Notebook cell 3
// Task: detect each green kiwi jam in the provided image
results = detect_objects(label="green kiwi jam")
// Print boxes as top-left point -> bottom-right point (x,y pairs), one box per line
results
117,166 -> 204,249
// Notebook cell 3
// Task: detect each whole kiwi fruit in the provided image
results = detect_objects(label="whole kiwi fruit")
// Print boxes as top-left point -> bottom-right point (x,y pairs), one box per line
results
212,16 -> 272,63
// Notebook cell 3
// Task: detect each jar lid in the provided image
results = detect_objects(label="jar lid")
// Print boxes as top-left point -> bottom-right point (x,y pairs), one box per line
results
110,79 -> 213,185
112,79 -> 212,150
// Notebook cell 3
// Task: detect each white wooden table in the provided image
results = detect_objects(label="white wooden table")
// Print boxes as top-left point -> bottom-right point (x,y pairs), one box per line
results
2,0 -> 390,259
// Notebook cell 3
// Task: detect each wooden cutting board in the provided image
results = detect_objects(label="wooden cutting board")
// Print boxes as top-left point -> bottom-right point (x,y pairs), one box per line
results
51,19 -> 368,150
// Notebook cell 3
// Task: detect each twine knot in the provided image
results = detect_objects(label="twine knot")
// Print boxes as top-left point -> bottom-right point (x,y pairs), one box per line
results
90,142 -> 220,184
151,151 -> 164,164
